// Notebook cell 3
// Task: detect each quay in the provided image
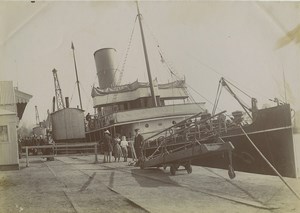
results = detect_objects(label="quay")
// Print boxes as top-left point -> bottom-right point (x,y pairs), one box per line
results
0,155 -> 300,213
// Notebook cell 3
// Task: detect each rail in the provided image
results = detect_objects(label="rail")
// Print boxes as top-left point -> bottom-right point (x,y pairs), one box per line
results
21,142 -> 98,167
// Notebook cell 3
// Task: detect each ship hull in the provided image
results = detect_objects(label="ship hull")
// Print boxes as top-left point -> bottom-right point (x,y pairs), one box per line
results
192,104 -> 296,178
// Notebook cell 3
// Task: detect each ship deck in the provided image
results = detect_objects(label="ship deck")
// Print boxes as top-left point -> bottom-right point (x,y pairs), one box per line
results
1,155 -> 300,213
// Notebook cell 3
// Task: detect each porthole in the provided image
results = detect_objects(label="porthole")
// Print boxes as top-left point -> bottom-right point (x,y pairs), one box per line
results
172,120 -> 176,125
145,123 -> 149,128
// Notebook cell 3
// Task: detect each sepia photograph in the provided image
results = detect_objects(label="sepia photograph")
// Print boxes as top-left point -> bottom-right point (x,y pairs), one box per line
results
0,0 -> 300,212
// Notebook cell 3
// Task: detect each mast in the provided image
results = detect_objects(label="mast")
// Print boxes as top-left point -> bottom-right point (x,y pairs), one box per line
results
283,68 -> 287,103
136,1 -> 157,107
71,42 -> 83,110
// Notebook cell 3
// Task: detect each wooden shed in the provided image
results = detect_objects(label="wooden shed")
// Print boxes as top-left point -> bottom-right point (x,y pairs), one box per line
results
0,109 -> 19,170
0,81 -> 32,170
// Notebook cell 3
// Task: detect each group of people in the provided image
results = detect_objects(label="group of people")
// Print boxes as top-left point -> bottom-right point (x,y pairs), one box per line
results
19,135 -> 46,155
18,135 -> 54,157
101,128 -> 144,164
102,130 -> 127,163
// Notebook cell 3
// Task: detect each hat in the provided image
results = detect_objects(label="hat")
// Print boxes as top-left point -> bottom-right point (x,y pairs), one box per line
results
134,128 -> 140,132
104,130 -> 110,134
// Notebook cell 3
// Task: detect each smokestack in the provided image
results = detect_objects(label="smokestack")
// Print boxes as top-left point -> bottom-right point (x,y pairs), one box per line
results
94,48 -> 116,89
65,97 -> 69,108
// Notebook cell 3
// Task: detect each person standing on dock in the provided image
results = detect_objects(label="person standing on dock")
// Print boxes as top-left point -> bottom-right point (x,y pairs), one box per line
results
86,113 -> 91,121
120,136 -> 129,162
103,130 -> 112,163
134,129 -> 144,166
113,135 -> 122,162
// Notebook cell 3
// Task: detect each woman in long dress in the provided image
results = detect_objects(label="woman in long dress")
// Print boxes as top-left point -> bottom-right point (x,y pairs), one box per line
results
113,135 -> 122,162
120,136 -> 129,162
103,130 -> 112,163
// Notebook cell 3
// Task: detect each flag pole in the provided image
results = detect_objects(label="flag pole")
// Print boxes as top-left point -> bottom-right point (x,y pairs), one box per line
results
283,67 -> 287,103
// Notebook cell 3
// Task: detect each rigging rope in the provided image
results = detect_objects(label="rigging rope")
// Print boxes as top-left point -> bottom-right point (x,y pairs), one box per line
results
69,82 -> 77,105
111,15 -> 138,105
223,85 -> 251,110
119,15 -> 138,81
142,12 -> 277,117
224,78 -> 252,99
183,51 -> 272,103
142,16 -> 202,107
212,80 -> 223,116
128,11 -> 254,118
143,17 -> 183,80
79,82 -> 93,110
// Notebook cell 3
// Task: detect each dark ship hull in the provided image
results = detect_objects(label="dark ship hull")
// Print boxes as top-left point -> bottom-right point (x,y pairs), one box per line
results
192,104 -> 296,178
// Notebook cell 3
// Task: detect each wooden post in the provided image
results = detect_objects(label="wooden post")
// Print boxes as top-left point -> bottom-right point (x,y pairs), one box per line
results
94,143 -> 98,163
25,147 -> 29,167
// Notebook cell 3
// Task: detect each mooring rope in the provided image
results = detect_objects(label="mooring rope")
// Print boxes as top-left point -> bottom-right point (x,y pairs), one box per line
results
239,125 -> 300,200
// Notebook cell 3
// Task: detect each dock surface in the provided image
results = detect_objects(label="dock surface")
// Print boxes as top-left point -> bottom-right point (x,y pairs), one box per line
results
1,155 -> 300,213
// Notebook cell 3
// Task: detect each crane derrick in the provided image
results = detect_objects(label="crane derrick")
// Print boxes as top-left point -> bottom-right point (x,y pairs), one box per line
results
52,69 -> 65,110
35,105 -> 40,126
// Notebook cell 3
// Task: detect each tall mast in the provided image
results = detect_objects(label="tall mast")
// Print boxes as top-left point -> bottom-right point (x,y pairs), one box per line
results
136,1 -> 157,107
283,68 -> 287,103
71,42 -> 83,110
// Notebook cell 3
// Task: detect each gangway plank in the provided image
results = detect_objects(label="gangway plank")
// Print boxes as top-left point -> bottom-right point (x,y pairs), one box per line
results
142,141 -> 234,168
139,111 -> 236,178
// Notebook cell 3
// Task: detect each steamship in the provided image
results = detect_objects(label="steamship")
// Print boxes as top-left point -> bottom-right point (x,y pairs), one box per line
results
85,47 -> 205,144
84,3 -> 297,178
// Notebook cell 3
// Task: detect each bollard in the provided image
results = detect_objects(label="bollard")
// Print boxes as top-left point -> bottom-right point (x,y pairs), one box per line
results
94,144 -> 98,163
26,147 -> 29,167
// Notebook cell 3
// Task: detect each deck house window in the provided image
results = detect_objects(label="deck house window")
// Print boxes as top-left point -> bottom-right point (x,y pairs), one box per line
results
0,125 -> 9,143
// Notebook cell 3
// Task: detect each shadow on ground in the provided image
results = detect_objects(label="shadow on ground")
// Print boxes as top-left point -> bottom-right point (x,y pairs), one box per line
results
130,168 -> 181,188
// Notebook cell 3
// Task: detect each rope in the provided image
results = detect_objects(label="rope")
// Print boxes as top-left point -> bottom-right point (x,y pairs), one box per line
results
143,17 -> 184,82
69,82 -> 77,105
151,39 -> 216,111
119,15 -> 138,82
143,16 -> 203,107
79,82 -> 93,110
239,125 -> 300,200
112,15 -> 138,104
184,51 -> 272,103
212,80 -> 223,116
162,70 -> 236,118
224,78 -> 252,99
223,85 -> 251,110
141,13 -> 275,116
163,64 -> 202,108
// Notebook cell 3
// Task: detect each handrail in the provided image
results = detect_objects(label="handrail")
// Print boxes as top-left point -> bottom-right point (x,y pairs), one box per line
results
22,142 -> 98,167
143,110 -> 226,142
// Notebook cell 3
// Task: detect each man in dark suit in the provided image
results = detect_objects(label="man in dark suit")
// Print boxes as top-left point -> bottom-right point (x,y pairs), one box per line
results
134,128 -> 144,163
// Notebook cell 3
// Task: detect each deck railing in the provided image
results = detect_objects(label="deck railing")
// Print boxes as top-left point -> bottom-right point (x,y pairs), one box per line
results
21,142 -> 98,167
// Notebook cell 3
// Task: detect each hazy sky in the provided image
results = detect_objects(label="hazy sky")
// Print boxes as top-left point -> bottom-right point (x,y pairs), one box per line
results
1,1 -> 300,128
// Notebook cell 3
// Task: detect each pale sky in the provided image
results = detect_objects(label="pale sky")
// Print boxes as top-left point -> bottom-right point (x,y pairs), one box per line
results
0,1 -> 300,128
